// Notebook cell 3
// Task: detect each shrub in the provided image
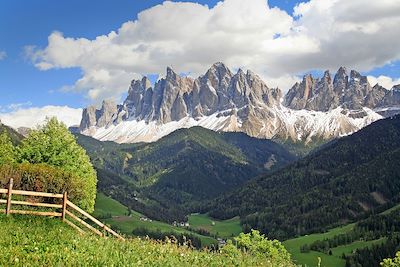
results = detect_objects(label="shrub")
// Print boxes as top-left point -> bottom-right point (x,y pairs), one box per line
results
234,229 -> 292,263
16,118 -> 97,212
0,163 -> 87,207
381,251 -> 400,267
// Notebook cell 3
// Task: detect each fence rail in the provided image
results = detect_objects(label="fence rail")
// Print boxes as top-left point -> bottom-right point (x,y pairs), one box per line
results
0,179 -> 124,240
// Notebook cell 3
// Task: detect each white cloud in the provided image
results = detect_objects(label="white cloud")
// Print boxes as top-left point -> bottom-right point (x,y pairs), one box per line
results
264,75 -> 301,91
0,106 -> 82,129
0,50 -> 6,60
367,75 -> 400,89
27,0 -> 400,101
0,101 -> 32,113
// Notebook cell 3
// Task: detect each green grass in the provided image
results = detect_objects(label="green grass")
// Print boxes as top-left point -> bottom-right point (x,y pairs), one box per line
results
92,193 -> 217,247
188,213 -> 242,239
283,224 -> 354,267
0,214 -> 293,266
283,224 -> 387,267
381,202 -> 400,215
103,214 -> 217,247
330,238 -> 386,256
92,192 -> 129,217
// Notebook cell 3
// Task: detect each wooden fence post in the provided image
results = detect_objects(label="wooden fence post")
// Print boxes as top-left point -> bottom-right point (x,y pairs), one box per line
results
62,192 -> 67,221
6,179 -> 13,216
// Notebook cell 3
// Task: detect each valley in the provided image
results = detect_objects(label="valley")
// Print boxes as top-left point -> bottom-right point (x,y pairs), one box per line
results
79,114 -> 400,266
92,192 -> 240,248
205,115 -> 400,239
2,1 -> 400,266
2,110 -> 400,266
93,190 -> 400,267
75,126 -> 296,222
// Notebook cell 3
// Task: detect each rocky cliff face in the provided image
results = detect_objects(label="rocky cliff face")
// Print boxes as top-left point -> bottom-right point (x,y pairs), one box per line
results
80,100 -> 118,130
80,62 -> 282,128
378,85 -> 400,107
79,63 -> 400,144
283,67 -> 388,111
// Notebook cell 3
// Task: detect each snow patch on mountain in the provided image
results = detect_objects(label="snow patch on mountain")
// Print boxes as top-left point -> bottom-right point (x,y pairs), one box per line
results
82,105 -> 383,144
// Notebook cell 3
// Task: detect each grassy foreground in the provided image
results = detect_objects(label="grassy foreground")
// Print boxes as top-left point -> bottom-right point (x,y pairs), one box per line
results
93,193 -> 217,246
0,214 -> 293,266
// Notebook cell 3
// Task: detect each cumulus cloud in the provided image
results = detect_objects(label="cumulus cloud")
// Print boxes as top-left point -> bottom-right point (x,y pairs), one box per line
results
0,106 -> 82,129
368,75 -> 400,89
0,50 -> 6,60
27,0 -> 400,101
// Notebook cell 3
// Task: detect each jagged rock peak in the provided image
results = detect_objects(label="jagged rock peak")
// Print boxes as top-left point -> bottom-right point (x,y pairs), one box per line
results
142,77 -> 152,90
96,100 -> 117,128
322,70 -> 331,80
333,67 -> 348,82
79,62 -> 284,131
166,66 -> 178,80
284,67 -> 388,111
337,66 -> 347,74
210,62 -> 229,71
350,69 -> 361,79
79,100 -> 118,130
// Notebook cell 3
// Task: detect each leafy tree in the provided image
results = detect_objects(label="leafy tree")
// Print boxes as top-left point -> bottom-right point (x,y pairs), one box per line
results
0,132 -> 16,165
234,230 -> 292,263
381,251 -> 400,267
18,118 -> 97,212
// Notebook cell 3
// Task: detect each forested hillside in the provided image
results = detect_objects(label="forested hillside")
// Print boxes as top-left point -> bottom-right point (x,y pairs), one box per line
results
76,126 -> 296,222
206,115 -> 400,240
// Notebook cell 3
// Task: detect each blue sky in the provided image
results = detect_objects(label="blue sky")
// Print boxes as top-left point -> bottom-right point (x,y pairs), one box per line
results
0,0 -> 399,114
0,0 -> 168,109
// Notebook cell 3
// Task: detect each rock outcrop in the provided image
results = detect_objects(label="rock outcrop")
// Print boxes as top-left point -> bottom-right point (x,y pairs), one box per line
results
284,67 -> 388,111
80,100 -> 117,130
80,62 -> 282,127
79,63 -> 400,144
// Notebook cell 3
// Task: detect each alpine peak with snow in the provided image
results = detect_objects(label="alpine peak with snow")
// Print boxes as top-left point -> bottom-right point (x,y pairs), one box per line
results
79,63 -> 400,144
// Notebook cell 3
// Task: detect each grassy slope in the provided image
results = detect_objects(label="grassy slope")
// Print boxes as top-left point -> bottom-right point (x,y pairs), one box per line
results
188,213 -> 242,239
284,230 -> 385,267
283,204 -> 399,267
92,192 -> 129,217
92,193 -> 217,247
283,224 -> 354,267
0,215 -> 289,266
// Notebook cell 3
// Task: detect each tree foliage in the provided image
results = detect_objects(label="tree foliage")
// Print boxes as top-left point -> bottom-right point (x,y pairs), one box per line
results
381,252 -> 400,267
234,230 -> 292,262
0,132 -> 16,165
1,118 -> 97,212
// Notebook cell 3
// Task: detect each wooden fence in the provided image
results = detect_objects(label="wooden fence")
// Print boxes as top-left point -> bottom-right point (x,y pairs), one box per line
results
0,179 -> 124,240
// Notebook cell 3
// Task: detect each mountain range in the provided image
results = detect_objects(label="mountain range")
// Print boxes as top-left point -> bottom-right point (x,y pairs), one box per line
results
75,126 -> 296,222
79,63 -> 400,145
204,114 -> 400,240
